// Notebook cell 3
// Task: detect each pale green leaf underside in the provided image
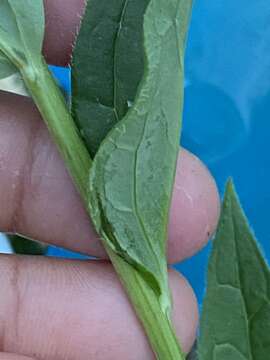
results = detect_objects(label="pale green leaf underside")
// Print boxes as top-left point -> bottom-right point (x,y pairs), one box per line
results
0,51 -> 16,78
198,180 -> 270,360
0,71 -> 28,96
0,0 -> 44,67
89,0 -> 193,300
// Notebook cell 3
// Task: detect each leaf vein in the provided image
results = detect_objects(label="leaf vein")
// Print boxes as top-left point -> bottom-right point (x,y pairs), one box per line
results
113,0 -> 129,122
231,211 -> 254,360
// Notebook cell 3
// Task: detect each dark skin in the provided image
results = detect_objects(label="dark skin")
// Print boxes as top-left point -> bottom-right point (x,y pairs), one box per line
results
0,1 -> 220,359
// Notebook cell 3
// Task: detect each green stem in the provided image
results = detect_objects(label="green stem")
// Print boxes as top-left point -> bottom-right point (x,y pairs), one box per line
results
20,58 -> 185,360
106,245 -> 185,360
20,60 -> 92,206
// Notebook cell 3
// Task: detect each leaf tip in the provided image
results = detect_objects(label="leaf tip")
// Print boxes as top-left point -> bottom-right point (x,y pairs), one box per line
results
224,177 -> 239,204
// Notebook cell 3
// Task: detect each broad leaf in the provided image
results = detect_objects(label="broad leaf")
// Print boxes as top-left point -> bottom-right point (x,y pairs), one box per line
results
0,51 -> 16,79
198,180 -> 270,360
72,0 -> 150,157
88,0 -> 193,304
0,0 -> 44,67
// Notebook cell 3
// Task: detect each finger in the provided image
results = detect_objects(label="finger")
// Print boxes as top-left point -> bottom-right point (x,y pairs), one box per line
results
0,255 -> 198,359
43,0 -> 86,66
0,355 -> 35,360
168,150 -> 220,262
0,92 -> 220,263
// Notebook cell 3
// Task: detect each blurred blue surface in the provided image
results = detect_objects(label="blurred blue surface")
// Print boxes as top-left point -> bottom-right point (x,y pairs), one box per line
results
176,0 -> 270,303
50,65 -> 71,94
47,245 -> 88,259
0,234 -> 12,254
6,1 -> 267,304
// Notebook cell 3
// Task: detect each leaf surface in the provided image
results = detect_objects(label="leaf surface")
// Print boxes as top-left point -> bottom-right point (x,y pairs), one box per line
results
0,51 -> 16,78
88,0 -> 193,305
0,0 -> 44,67
187,343 -> 198,360
198,180 -> 270,360
72,0 -> 151,156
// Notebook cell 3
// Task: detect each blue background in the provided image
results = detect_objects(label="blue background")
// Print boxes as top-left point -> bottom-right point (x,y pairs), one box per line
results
177,0 -> 270,304
1,0 -> 269,305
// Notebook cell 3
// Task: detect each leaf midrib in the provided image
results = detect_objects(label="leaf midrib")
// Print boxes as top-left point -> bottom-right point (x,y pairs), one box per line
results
231,207 -> 254,360
112,0 -> 129,122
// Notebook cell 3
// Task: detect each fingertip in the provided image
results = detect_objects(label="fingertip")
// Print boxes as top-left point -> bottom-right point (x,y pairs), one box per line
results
168,149 -> 220,263
43,0 -> 86,66
169,269 -> 199,353
0,256 -> 198,359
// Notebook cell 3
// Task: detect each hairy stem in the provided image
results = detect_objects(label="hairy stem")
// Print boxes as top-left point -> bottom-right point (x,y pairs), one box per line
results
21,59 -> 92,206
106,245 -> 185,360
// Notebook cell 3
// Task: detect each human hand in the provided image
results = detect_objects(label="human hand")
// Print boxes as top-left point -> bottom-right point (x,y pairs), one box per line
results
0,1 -> 220,359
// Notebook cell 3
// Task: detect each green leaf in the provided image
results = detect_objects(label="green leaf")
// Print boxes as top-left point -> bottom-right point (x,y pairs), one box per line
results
8,234 -> 47,255
0,71 -> 28,96
187,343 -> 198,360
0,0 -> 44,68
72,0 -> 151,157
0,51 -> 16,79
198,180 -> 270,360
88,0 -> 193,309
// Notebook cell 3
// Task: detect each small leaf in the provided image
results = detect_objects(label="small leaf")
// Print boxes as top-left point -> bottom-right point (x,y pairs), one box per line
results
187,342 -> 198,360
0,71 -> 29,96
88,0 -> 193,307
0,51 -> 16,79
9,234 -> 47,255
0,0 -> 44,67
72,0 -> 150,157
198,180 -> 270,360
